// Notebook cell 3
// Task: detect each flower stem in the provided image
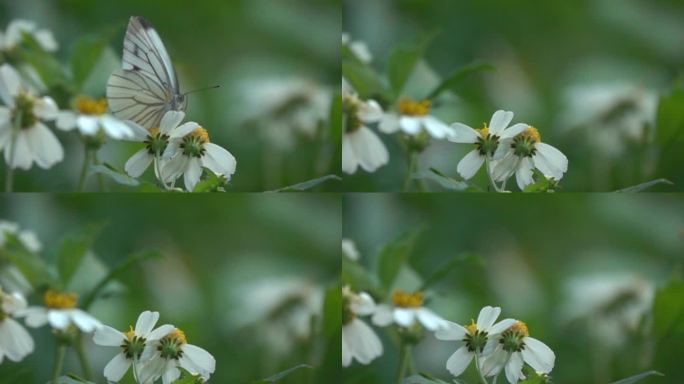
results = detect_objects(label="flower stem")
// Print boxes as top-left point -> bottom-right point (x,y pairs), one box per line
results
52,343 -> 67,383
153,155 -> 171,190
77,147 -> 91,192
485,157 -> 503,193
5,117 -> 20,192
92,151 -> 104,192
474,353 -> 490,384
403,151 -> 419,192
74,334 -> 93,381
396,342 -> 412,384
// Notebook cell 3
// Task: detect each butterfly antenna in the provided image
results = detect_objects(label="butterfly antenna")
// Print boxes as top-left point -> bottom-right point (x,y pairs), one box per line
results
183,85 -> 221,96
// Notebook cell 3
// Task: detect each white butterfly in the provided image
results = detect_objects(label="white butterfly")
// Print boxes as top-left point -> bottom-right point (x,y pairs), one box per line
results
107,16 -> 187,129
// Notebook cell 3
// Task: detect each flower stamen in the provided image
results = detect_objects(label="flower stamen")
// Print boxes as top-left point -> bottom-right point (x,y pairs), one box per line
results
398,98 -> 431,116
75,96 -> 108,115
391,290 -> 424,308
43,289 -> 78,309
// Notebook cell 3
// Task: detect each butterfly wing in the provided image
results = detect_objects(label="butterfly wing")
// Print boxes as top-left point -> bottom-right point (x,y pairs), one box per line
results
107,16 -> 184,129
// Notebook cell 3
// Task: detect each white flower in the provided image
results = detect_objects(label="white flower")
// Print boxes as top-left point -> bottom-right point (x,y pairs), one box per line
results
342,33 -> 373,63
435,306 -> 515,378
380,98 -> 454,139
342,238 -> 360,261
19,289 -> 101,333
448,110 -> 528,180
0,288 -> 34,363
1,19 -> 58,52
0,220 -> 41,252
160,118 -> 237,191
482,321 -> 555,384
93,310 -> 174,383
372,289 -> 446,331
56,96 -> 133,140
139,327 -> 216,384
342,286 -> 382,367
491,126 -> 568,190
342,92 -> 388,174
0,64 -> 63,170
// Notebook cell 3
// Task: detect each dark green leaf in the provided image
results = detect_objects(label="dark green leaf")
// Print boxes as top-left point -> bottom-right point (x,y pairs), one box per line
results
614,178 -> 674,192
404,373 -> 452,384
653,278 -> 684,338
193,171 -> 228,192
342,258 -> 379,294
342,60 -> 389,100
413,168 -> 479,191
70,36 -> 108,90
608,371 -> 664,384
18,49 -> 69,88
655,89 -> 684,147
0,233 -> 56,289
523,170 -> 559,193
322,284 -> 342,338
377,229 -> 421,290
172,368 -> 205,384
420,253 -> 481,290
387,31 -> 438,96
89,164 -> 140,187
51,375 -> 96,384
57,223 -> 106,288
81,250 -> 162,309
330,91 -> 342,143
267,174 -> 341,192
252,364 -> 313,383
427,61 -> 495,99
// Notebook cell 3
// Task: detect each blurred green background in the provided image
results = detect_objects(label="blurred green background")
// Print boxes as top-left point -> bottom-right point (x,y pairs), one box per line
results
343,0 -> 684,192
0,0 -> 341,191
343,194 -> 684,383
0,194 -> 340,383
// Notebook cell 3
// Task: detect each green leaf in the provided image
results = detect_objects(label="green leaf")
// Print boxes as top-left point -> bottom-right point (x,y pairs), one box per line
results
80,250 -> 162,309
377,229 -> 421,290
427,61 -> 495,99
57,223 -> 105,288
89,164 -> 140,187
523,170 -> 559,193
330,91 -> 342,143
252,364 -> 313,383
342,60 -> 389,100
70,36 -> 108,90
18,49 -> 69,88
419,253 -> 481,290
653,278 -> 684,338
267,174 -> 341,192
172,368 -> 205,384
322,284 -> 342,338
608,371 -> 664,384
403,373 -> 453,384
614,178 -> 674,192
193,171 -> 228,192
0,233 -> 56,289
342,258 -> 379,294
387,31 -> 438,96
413,168 -> 480,191
655,89 -> 684,147
52,374 -> 97,384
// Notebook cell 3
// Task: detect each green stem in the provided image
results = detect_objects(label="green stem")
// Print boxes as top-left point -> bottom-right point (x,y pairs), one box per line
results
154,155 -> 171,191
74,334 -> 93,381
5,117 -> 20,193
77,147 -> 91,192
474,353 -> 490,384
485,157 -> 503,193
52,343 -> 67,383
396,342 -> 411,384
402,151 -> 419,192
92,151 -> 104,191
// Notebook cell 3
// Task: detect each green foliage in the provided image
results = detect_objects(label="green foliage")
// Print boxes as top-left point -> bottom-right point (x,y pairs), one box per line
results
70,36 -> 108,91
252,364 -> 313,383
267,174 -> 341,192
330,91 -> 342,143
653,279 -> 684,338
523,170 -> 559,193
89,164 -> 141,187
342,258 -> 379,294
193,171 -> 229,192
387,31 -> 438,97
377,229 -> 421,291
56,223 -> 105,288
0,233 -> 56,289
419,253 -> 481,290
412,168 -> 479,191
342,61 -> 389,100
404,373 -> 453,383
614,178 -> 674,192
427,61 -> 495,99
322,284 -> 342,338
608,371 -> 664,384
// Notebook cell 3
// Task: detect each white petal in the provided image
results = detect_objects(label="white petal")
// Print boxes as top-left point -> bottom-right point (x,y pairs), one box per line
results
26,123 -> 63,169
499,123 -> 528,140
342,319 -> 383,365
181,344 -> 216,376
160,154 -> 187,183
135,311 -> 159,338
159,111 -> 185,133
0,64 -> 21,106
70,309 -> 101,332
491,152 -> 518,181
168,122 -> 199,139
359,100 -> 384,123
103,352 -> 131,382
533,143 -> 568,180
488,318 -> 517,335
399,116 -> 421,135
378,113 -> 399,133
125,149 -> 153,177
201,143 -> 236,177
521,337 -> 555,373
101,115 -> 134,139
5,131 -> 33,170
457,149 -> 485,180
183,157 -> 202,191
416,308 -> 445,331
0,318 -> 34,361
341,135 -> 358,174
477,306 -> 501,331
342,332 -> 352,367
34,97 -> 58,120
18,307 -> 48,328
505,352 -> 525,384
348,126 -> 388,173
488,110 -> 514,135
93,325 -> 125,346
448,122 -> 480,143
435,321 -> 467,341
124,121 -> 150,142
515,157 -> 535,190
147,324 -> 174,341
351,292 -> 376,316
393,308 -> 416,327
162,363 -> 181,384
34,29 -> 58,52
76,115 -> 100,136
481,346 -> 507,376
47,310 -> 70,330
371,305 -> 393,327
56,111 -> 78,131
492,139 -> 513,160
424,116 -> 454,139
445,346 -> 473,377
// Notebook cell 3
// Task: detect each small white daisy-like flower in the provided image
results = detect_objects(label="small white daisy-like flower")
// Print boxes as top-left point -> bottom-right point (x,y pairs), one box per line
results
342,33 -> 373,64
93,310 -> 174,383
342,286 -> 382,367
160,123 -> 237,192
139,327 -> 216,384
380,98 -> 454,140
0,64 -> 63,170
0,288 -> 34,363
435,306 -> 515,378
56,96 -> 133,140
0,220 -> 41,252
482,320 -> 555,384
342,91 -> 388,174
0,19 -> 58,52
19,289 -> 101,333
372,289 -> 446,331
0,221 -> 40,294
448,110 -> 529,180
491,126 -> 568,190
342,238 -> 360,261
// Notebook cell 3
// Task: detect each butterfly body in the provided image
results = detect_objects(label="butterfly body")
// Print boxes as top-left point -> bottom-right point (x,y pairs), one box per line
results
107,16 -> 186,129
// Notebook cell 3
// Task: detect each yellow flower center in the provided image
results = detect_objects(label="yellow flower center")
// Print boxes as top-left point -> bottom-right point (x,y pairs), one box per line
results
465,319 -> 478,335
391,289 -> 424,308
168,328 -> 187,345
521,126 -> 541,143
189,127 -> 210,144
509,320 -> 530,337
75,96 -> 108,115
478,123 -> 490,138
149,127 -> 161,136
43,289 -> 78,309
124,325 -> 136,341
398,98 -> 431,116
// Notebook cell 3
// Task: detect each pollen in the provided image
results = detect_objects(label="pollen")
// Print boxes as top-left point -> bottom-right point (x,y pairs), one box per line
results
75,96 -> 108,115
169,328 -> 187,345
478,123 -> 490,138
149,127 -> 161,137
465,319 -> 478,335
509,320 -> 530,337
398,98 -> 431,116
391,289 -> 424,308
124,325 -> 136,341
43,289 -> 78,309
189,127 -> 210,144
522,126 -> 541,143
